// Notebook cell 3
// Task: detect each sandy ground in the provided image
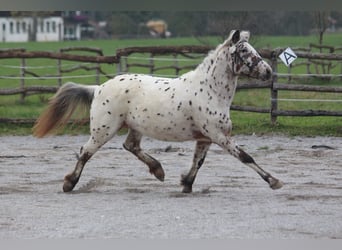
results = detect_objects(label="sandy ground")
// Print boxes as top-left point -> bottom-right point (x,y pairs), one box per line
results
0,134 -> 341,239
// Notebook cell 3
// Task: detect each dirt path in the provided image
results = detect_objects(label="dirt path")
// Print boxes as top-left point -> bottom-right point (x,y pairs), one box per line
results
0,134 -> 341,239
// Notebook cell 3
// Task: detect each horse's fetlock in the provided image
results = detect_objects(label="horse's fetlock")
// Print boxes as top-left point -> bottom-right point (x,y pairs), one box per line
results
181,175 -> 193,193
181,174 -> 193,187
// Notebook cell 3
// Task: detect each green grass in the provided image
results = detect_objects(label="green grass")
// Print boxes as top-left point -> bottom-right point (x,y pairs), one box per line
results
252,33 -> 342,49
231,112 -> 342,137
1,34 -> 342,136
0,36 -> 217,54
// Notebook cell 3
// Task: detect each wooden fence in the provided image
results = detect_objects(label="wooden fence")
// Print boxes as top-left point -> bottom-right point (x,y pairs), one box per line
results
0,44 -> 341,124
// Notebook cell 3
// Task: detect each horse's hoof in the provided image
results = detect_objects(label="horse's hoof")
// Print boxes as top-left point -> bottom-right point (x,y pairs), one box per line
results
153,167 -> 165,182
180,174 -> 193,193
63,181 -> 74,192
63,174 -> 78,192
269,177 -> 283,190
182,186 -> 192,193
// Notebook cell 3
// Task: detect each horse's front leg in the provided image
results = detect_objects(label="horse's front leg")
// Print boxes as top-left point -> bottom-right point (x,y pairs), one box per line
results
123,129 -> 165,181
181,140 -> 211,193
212,133 -> 283,190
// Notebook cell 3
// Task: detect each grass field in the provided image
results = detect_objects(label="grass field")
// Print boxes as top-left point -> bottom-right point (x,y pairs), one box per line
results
0,33 -> 341,136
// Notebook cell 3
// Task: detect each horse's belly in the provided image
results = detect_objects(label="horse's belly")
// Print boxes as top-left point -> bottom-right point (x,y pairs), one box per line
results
127,114 -> 195,142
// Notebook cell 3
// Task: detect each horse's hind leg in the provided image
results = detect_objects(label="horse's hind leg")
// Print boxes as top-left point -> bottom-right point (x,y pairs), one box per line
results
63,121 -> 121,192
213,134 -> 283,190
181,141 -> 211,193
123,129 -> 165,181
63,147 -> 92,192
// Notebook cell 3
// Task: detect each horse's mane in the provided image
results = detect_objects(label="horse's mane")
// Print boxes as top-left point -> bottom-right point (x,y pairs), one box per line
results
194,40 -> 228,73
195,30 -> 250,74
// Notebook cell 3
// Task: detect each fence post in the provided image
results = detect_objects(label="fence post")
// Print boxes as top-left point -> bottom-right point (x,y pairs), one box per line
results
173,53 -> 179,76
57,57 -> 62,87
57,48 -> 63,87
149,53 -> 154,75
116,56 -> 122,75
270,52 -> 278,125
123,56 -> 128,73
96,63 -> 100,85
20,58 -> 26,103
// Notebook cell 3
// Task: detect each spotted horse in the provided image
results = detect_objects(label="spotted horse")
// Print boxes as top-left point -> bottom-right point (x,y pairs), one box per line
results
33,30 -> 283,193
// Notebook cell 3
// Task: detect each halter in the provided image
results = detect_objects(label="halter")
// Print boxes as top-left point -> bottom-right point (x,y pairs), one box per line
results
231,40 -> 262,76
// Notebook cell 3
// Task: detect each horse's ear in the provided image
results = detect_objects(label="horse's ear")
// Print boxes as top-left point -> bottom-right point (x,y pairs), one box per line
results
231,30 -> 240,44
240,31 -> 250,42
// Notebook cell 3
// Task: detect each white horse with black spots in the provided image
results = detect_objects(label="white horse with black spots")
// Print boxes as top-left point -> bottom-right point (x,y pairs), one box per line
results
34,30 -> 283,193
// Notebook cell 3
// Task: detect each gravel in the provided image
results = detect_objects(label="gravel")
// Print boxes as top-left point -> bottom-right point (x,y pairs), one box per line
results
0,134 -> 341,239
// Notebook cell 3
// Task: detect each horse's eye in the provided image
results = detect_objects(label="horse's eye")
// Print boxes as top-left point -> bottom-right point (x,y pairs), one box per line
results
242,49 -> 248,53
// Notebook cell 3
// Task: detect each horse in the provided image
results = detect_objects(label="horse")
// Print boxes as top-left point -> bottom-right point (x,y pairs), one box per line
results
33,30 -> 283,193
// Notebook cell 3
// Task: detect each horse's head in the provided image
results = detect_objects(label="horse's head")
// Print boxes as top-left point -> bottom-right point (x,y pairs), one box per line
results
225,30 -> 272,81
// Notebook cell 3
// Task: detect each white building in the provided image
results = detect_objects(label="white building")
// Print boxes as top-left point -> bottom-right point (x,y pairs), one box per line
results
0,16 -> 64,42
36,17 -> 64,42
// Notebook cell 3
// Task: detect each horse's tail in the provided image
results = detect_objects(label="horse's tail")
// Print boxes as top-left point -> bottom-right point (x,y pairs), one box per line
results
33,82 -> 97,138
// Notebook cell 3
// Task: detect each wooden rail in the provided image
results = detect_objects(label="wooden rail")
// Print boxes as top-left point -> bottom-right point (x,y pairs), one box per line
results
0,45 -> 341,124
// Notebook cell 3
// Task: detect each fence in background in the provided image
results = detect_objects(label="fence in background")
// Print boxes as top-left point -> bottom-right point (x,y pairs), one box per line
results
0,44 -> 341,124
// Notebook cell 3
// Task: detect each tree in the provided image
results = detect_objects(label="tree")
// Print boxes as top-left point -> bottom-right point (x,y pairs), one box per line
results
314,11 -> 329,45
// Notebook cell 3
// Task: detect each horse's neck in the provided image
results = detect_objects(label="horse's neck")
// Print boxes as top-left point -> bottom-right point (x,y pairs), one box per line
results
194,46 -> 238,97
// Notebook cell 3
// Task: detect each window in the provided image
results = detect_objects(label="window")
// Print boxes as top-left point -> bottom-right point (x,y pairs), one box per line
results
16,21 -> 20,33
46,21 -> 50,33
52,21 -> 56,33
22,22 -> 26,33
40,20 -> 44,33
10,21 -> 13,33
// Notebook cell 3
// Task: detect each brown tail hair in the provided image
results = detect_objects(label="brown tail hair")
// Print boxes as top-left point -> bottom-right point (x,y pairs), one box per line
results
33,82 -> 97,138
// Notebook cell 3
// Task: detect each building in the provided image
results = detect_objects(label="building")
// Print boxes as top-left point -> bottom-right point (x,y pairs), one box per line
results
0,12 -> 64,42
0,11 -> 102,42
62,11 -> 87,41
